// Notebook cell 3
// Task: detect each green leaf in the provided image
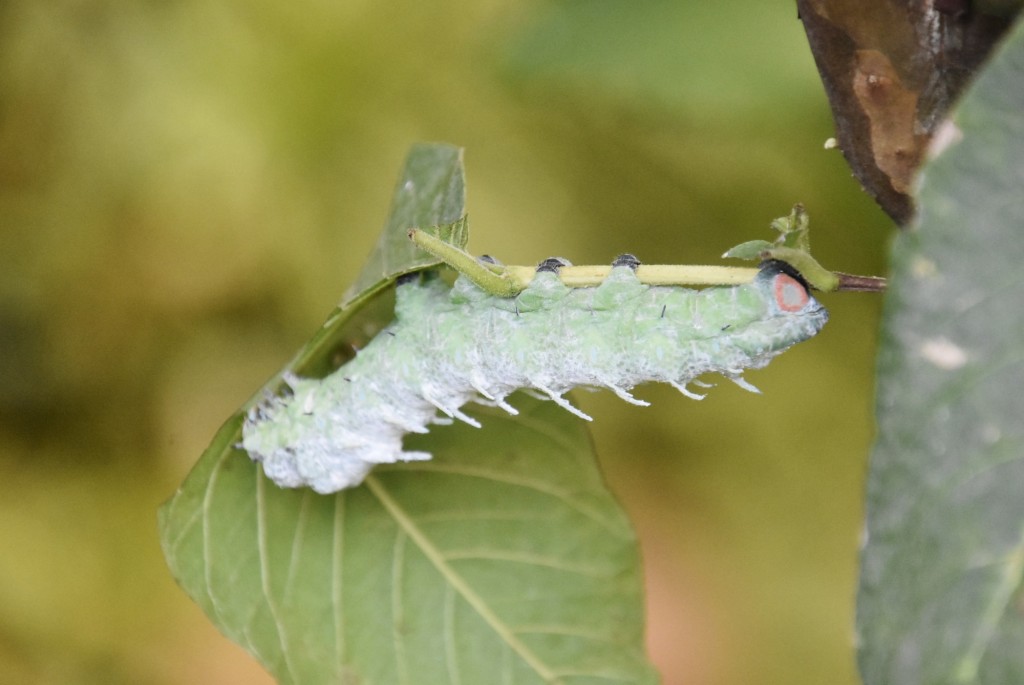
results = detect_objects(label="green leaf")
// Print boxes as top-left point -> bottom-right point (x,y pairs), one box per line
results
857,18 -> 1024,685
342,143 -> 468,309
259,143 -> 466,389
159,397 -> 656,685
159,143 -> 654,684
722,205 -> 842,292
768,203 -> 811,252
721,240 -> 774,260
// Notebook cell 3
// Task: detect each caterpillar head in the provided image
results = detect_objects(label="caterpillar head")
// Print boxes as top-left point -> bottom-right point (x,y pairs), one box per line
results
730,262 -> 829,359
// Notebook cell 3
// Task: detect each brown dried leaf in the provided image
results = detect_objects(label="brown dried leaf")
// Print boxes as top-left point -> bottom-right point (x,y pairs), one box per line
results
797,0 -> 1017,225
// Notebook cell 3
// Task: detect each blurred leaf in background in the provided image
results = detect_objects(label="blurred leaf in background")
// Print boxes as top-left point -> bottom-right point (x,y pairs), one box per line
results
0,1 -> 888,683
857,17 -> 1024,685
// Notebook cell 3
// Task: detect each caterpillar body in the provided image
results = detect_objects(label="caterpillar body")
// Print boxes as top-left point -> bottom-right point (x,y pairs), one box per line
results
242,258 -> 828,493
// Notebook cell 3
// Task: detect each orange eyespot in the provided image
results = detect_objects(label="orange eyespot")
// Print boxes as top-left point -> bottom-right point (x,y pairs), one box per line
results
773,272 -> 810,312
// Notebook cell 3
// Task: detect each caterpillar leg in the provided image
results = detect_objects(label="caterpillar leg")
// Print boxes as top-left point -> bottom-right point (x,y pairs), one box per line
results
361,448 -> 434,465
423,392 -> 484,428
379,405 -> 431,433
495,398 -> 520,415
398,450 -> 433,462
533,383 -> 593,421
669,380 -> 707,401
472,395 -> 521,415
470,375 -> 520,415
725,374 -> 762,394
607,384 -> 651,407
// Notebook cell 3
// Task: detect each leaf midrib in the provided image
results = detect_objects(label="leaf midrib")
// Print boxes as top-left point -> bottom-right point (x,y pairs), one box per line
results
364,474 -> 563,684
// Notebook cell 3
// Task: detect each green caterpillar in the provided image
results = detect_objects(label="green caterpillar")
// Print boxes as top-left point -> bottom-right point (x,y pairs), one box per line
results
242,255 -> 828,493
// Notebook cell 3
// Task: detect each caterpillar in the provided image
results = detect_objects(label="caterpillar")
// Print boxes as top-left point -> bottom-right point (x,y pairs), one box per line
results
241,255 -> 828,493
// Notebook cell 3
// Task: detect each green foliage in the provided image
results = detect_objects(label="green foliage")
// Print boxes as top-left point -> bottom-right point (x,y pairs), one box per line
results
160,397 -> 654,685
256,144 -> 466,387
723,204 -> 812,261
159,147 -> 656,684
857,19 -> 1024,685
342,144 -> 469,309
723,204 -> 842,292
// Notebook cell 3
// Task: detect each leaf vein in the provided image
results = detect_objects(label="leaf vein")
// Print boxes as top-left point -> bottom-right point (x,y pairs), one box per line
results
444,549 -> 610,577
332,492 -> 346,673
367,475 -> 565,684
378,463 -> 625,537
256,472 -> 297,683
391,529 -> 410,685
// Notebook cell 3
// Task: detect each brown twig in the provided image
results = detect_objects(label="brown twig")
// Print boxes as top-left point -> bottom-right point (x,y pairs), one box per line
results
834,272 -> 888,292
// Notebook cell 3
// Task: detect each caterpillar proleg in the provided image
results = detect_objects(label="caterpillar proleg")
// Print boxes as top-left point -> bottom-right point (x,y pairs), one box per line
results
242,257 -> 828,493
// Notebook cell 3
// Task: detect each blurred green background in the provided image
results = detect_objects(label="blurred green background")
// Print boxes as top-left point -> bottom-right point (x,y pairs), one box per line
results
0,1 -> 891,683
